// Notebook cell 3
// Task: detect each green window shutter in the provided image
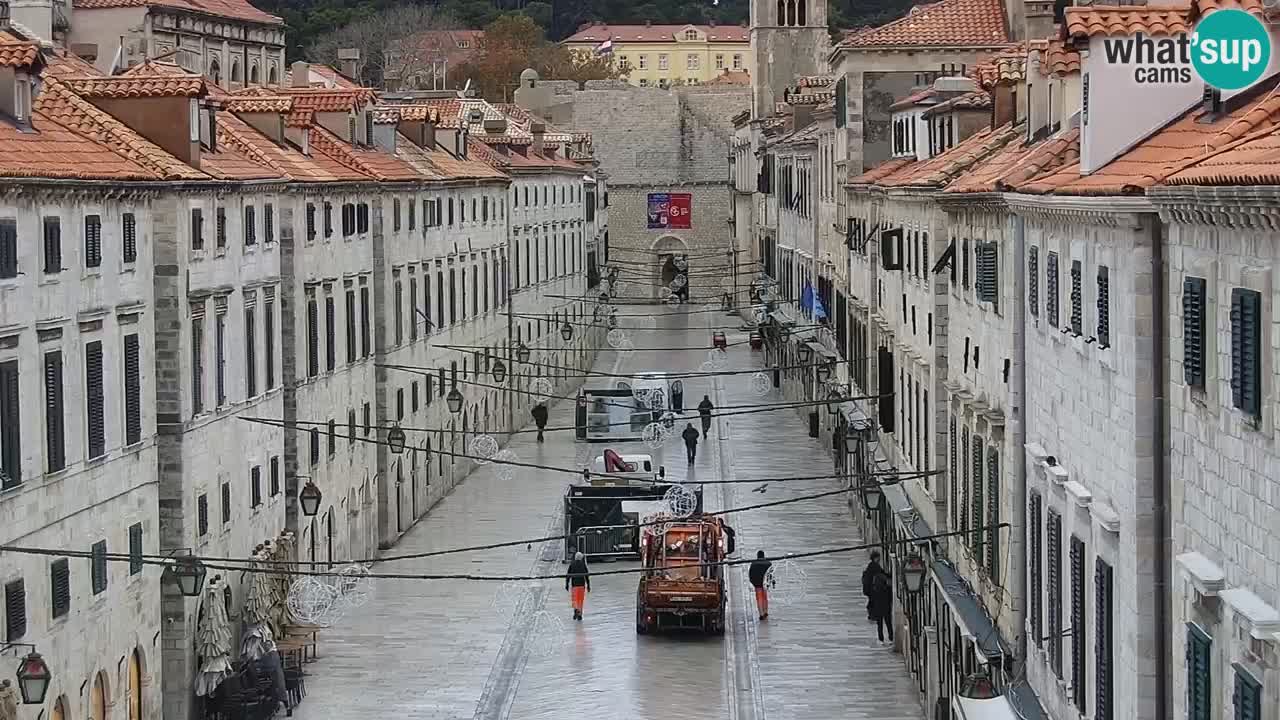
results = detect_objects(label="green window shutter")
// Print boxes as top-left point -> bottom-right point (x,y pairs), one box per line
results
1183,277 -> 1206,388
985,446 -> 999,577
1233,665 -> 1261,720
1230,288 -> 1262,418
970,437 -> 983,552
1030,493 -> 1043,647
1186,625 -> 1211,720
1096,558 -> 1114,720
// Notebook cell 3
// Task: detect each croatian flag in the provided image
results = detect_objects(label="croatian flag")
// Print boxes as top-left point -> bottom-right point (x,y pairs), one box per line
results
595,38 -> 614,55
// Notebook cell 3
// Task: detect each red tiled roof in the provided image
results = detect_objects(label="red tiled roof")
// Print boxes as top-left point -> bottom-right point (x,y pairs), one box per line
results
216,111 -> 359,182
280,87 -> 377,112
310,126 -> 421,182
923,90 -> 992,116
1033,39 -> 1081,76
1165,124 -> 1280,185
1193,0 -> 1265,17
705,69 -> 751,85
73,0 -> 281,25
565,23 -> 748,44
890,88 -> 939,112
850,157 -> 916,184
0,110 -> 158,180
837,0 -> 1011,49
0,39 -> 41,69
946,127 -> 1080,192
881,123 -> 1019,187
1020,80 -> 1280,194
971,43 -> 1026,88
64,75 -> 205,98
1064,4 -> 1191,39
39,45 -> 104,78
223,95 -> 292,113
286,108 -> 314,128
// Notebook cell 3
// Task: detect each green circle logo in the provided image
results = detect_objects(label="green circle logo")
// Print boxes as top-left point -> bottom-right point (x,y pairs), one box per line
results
1191,9 -> 1272,90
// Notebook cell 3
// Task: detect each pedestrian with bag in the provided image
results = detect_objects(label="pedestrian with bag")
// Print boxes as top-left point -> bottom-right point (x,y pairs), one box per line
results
697,395 -> 714,438
531,402 -> 548,442
566,551 -> 591,620
682,422 -> 700,463
748,550 -> 772,620
861,549 -> 887,621
866,556 -> 894,644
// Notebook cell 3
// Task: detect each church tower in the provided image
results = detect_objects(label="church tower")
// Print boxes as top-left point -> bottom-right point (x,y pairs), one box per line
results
749,0 -> 830,118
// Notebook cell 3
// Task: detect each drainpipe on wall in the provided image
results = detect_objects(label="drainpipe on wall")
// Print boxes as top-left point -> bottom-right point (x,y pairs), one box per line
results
1010,213 -> 1029,666
1151,216 -> 1171,720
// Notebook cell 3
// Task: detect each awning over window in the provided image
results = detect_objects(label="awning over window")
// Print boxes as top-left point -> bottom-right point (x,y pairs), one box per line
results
952,696 -> 1020,720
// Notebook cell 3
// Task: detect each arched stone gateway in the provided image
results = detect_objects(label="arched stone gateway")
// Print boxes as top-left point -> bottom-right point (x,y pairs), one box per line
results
649,235 -> 690,300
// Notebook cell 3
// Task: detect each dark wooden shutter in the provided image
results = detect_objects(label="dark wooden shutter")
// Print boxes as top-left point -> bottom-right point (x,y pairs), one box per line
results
84,215 -> 102,268
1046,252 -> 1059,327
128,523 -> 143,575
90,540 -> 107,595
1070,535 -> 1087,709
961,238 -> 970,288
324,201 -> 333,237
1096,557 -> 1113,719
1186,624 -> 1210,720
363,402 -> 371,435
215,313 -> 226,407
1028,246 -> 1040,316
263,204 -> 274,244
4,579 -> 25,641
328,419 -> 336,454
244,205 -> 256,245
1047,509 -> 1063,676
44,351 -> 65,472
360,286 -> 371,357
1233,666 -> 1262,720
197,493 -> 208,536
191,207 -> 204,250
310,428 -> 319,465
215,206 -> 226,247
1030,493 -> 1043,647
877,346 -> 895,433
1096,266 -> 1111,347
307,296 -> 319,377
986,446 -> 1000,577
1070,259 -> 1083,335
121,333 -> 140,447
221,481 -> 230,524
85,340 -> 105,459
251,465 -> 261,507
1230,288 -> 1262,417
43,216 -> 61,273
269,456 -> 279,495
880,228 -> 903,271
0,219 -> 16,278
346,289 -> 357,363
393,199 -> 401,231
122,212 -> 137,263
305,203 -> 316,241
245,308 -> 256,398
50,559 -> 70,618
1183,277 -> 1207,388
976,242 -> 998,304
970,437 -> 983,551
949,417 -> 958,530
325,295 -> 336,371
0,360 -> 18,487
959,427 -> 969,537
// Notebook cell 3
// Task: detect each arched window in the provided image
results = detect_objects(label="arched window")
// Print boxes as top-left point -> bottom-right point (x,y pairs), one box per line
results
249,63 -> 260,84
267,64 -> 279,85
91,672 -> 108,720
207,57 -> 221,84
786,0 -> 796,25
776,0 -> 785,24
128,649 -> 144,720
52,696 -> 68,720
798,0 -> 806,25
684,28 -> 698,39
230,58 -> 242,84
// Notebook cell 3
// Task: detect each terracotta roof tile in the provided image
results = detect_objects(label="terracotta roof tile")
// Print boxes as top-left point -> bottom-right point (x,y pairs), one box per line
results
372,108 -> 401,124
64,75 -> 205,98
73,0 -> 280,24
1034,39 -> 1081,76
39,45 -> 104,78
890,87 -> 939,112
216,111 -> 357,182
0,110 -> 158,180
0,39 -> 41,69
310,126 -> 421,182
1193,0 -> 1265,17
945,127 -> 1080,192
34,78 -> 206,180
850,157 -> 916,184
280,87 -> 377,112
1164,123 -> 1280,185
971,43 -> 1026,88
223,95 -> 292,113
393,105 -> 441,123
837,0 -> 1011,49
1064,4 -> 1191,40
923,90 -> 992,116
881,123 -> 1020,187
286,108 -> 314,128
1021,79 -> 1280,194
565,23 -> 748,44
705,69 -> 751,85
120,59 -> 196,77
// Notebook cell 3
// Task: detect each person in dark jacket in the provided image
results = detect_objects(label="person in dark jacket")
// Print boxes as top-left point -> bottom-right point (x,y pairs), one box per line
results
671,380 -> 685,412
861,549 -> 886,620
748,550 -> 773,620
566,551 -> 591,620
697,395 -> 714,437
531,403 -> 549,442
865,553 -> 894,643
681,423 -> 700,463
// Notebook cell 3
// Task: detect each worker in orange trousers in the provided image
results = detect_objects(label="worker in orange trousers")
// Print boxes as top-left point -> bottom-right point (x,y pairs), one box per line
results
748,550 -> 772,620
566,551 -> 591,621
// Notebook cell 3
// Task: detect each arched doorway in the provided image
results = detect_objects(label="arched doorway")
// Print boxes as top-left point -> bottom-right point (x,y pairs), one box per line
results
650,235 -> 690,300
91,671 -> 107,720
52,695 -> 68,720
128,649 -> 143,720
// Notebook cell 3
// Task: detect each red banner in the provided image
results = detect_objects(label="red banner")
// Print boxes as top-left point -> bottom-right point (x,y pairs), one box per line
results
647,193 -> 692,229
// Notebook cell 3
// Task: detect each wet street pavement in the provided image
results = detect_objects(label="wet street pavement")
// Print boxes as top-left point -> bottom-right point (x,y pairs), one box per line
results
288,306 -> 924,720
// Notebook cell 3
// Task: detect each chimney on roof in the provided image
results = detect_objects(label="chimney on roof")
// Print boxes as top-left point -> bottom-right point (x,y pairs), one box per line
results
337,48 -> 361,83
531,120 -> 545,155
1023,0 -> 1056,42
483,117 -> 507,135
291,60 -> 311,88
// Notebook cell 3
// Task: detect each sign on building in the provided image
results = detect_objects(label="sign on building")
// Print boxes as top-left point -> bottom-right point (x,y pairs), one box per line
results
647,193 -> 692,229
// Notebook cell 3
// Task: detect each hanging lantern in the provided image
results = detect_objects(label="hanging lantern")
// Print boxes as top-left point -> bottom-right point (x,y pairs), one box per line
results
959,669 -> 998,699
561,322 -> 574,341
516,342 -> 532,364
164,554 -> 208,598
797,342 -> 813,364
826,387 -> 842,414
387,425 -> 407,455
446,386 -> 465,415
492,358 -> 508,384
298,480 -> 322,517
902,550 -> 928,595
862,481 -> 883,512
816,362 -> 833,383
15,652 -> 51,705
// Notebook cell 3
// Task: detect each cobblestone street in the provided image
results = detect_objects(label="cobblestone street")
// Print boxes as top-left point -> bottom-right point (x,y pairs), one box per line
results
289,308 -> 923,720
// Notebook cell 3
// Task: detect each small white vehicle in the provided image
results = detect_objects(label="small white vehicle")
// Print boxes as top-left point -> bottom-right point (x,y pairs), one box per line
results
588,449 -> 666,487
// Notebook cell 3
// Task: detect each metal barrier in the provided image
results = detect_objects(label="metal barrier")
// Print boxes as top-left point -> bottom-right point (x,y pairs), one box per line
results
575,525 -> 636,558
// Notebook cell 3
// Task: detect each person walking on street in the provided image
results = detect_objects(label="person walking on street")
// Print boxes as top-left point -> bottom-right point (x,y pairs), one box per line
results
748,550 -> 772,620
566,551 -> 591,620
682,422 -> 700,463
671,380 -> 685,413
861,549 -> 887,621
531,403 -> 548,442
697,395 -> 714,438
866,557 -> 894,644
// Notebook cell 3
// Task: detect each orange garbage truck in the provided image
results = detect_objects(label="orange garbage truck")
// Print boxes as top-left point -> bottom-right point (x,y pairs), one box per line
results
635,515 -> 735,635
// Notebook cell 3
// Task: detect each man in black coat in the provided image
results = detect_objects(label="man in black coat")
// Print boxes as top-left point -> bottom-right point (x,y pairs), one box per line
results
863,550 -> 894,643
697,395 -> 714,437
748,550 -> 772,620
861,550 -> 886,620
681,423 -> 700,463
531,403 -> 548,442
566,551 -> 591,620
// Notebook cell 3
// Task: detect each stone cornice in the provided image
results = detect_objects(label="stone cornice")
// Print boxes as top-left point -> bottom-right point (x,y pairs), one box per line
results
1149,185 -> 1280,230
883,187 -> 938,203
1003,192 -> 1153,228
936,191 -> 1007,214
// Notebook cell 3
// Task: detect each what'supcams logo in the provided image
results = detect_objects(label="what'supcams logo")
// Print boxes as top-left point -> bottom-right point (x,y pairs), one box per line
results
1099,8 -> 1271,90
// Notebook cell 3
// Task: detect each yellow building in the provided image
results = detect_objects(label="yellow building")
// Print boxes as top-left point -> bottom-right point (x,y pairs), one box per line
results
563,22 -> 751,88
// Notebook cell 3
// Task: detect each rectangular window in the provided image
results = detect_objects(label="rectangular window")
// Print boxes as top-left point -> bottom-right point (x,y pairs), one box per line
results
90,540 -> 107,594
975,241 -> 998,305
43,217 -> 61,273
123,334 -> 141,445
307,293 -> 319,377
264,296 -> 275,389
0,360 -> 19,488
1047,509 -> 1064,677
85,340 -> 105,459
1230,287 -> 1262,418
215,206 -> 226,249
409,277 -> 418,342
1070,535 -> 1087,710
1070,259 -> 1083,335
325,294 -> 336,372
360,285 -> 371,357
363,402 -> 371,436
122,212 -> 137,264
263,204 -> 274,244
251,465 -> 262,507
309,427 -> 320,466
128,523 -> 143,575
244,205 -> 257,246
449,268 -> 457,325
324,201 -> 333,238
1234,666 -> 1263,720
197,493 -> 208,536
1186,625 -> 1212,720
221,481 -> 231,524
44,351 -> 65,472
191,315 -> 204,415
306,203 -> 316,242
686,54 -> 699,70
50,559 -> 70,618
1029,492 -> 1043,647
1183,277 -> 1207,389
4,579 -> 24,641
970,437 -> 983,552
394,279 -> 404,345
409,199 -> 417,230
84,214 -> 102,268
245,305 -> 257,398
269,456 -> 280,496
347,409 -> 356,445
659,53 -> 669,70
715,54 -> 724,69
346,289 -> 357,363
1046,252 -> 1060,327
985,446 -> 999,577
412,381 -> 419,412
0,219 -> 17,278
396,388 -> 404,421
214,312 -> 226,406
1096,558 -> 1114,720
327,419 -> 336,456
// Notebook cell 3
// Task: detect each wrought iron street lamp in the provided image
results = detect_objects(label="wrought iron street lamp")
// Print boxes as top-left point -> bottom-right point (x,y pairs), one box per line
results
902,550 -> 927,595
163,552 -> 208,598
446,386 -> 464,415
826,387 -> 842,414
492,358 -> 508,384
298,479 -> 322,517
797,342 -> 813,365
862,481 -> 883,512
3,648 -> 52,705
560,322 -> 574,342
387,425 -> 407,455
516,342 -> 532,364
816,362 -> 833,383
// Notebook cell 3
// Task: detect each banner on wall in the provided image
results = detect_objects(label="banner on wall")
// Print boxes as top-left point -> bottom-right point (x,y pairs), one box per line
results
647,193 -> 692,229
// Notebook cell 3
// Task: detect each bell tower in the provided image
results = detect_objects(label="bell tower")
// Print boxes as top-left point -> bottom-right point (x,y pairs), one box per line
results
749,0 -> 830,118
